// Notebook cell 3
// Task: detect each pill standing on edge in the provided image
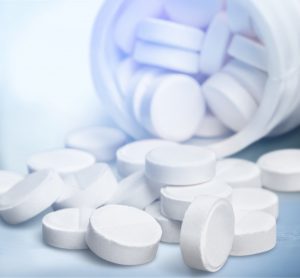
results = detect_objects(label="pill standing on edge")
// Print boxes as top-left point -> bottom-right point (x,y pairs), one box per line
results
228,35 -> 267,71
145,201 -> 182,244
180,195 -> 234,272
108,171 -> 160,210
136,18 -> 204,52
160,179 -> 232,221
42,208 -> 94,250
113,0 -> 163,53
203,72 -> 258,132
138,74 -> 205,142
231,211 -> 276,256
65,127 -> 128,162
133,41 -> 200,74
216,158 -> 262,188
0,171 -> 24,196
116,139 -> 178,178
164,0 -> 223,28
200,12 -> 232,75
231,188 -> 279,219
145,145 -> 216,186
0,170 -> 63,224
223,59 -> 267,103
257,149 -> 300,192
53,164 -> 119,210
86,205 -> 162,266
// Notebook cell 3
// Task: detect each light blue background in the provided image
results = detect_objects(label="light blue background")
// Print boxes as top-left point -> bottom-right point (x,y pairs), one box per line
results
0,0 -> 107,172
1,1 -> 300,277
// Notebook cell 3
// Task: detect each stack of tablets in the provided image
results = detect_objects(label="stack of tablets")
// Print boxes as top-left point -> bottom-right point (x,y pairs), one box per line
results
3,134 -> 299,272
142,145 -> 278,268
112,0 -> 268,142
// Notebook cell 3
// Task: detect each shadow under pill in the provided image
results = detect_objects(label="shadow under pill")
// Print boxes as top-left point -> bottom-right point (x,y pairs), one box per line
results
157,244 -> 216,277
79,249 -> 129,268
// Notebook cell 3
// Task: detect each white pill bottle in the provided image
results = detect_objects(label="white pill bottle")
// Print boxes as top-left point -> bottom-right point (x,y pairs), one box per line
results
90,0 -> 300,157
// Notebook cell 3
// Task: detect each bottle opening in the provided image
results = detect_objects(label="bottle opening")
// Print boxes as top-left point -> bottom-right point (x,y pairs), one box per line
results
91,0 -> 300,157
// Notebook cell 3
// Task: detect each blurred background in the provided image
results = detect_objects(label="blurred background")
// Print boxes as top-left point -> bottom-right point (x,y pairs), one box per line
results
0,0 -> 107,172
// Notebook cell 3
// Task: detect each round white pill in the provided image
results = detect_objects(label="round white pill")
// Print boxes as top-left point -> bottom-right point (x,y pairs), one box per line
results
145,145 -> 216,186
216,158 -> 262,188
113,0 -> 163,53
0,170 -> 63,224
258,149 -> 300,192
137,18 -> 204,52
133,41 -> 200,74
115,58 -> 140,96
116,139 -> 177,178
86,205 -> 162,265
27,148 -> 96,175
227,0 -> 254,36
53,164 -> 119,210
231,211 -> 276,256
42,208 -> 94,250
161,179 -> 232,221
65,127 -> 128,162
228,35 -> 267,72
0,171 -> 23,196
180,195 -> 234,272
223,59 -> 267,103
200,12 -> 232,75
108,171 -> 160,210
164,0 -> 223,28
195,112 -> 232,138
145,201 -> 181,244
232,188 -> 278,219
139,74 -> 205,141
203,72 -> 258,132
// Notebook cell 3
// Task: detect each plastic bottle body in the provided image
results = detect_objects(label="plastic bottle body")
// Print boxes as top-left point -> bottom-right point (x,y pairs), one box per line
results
91,0 -> 300,157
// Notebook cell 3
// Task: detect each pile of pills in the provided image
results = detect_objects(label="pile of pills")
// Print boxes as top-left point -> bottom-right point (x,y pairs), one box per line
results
1,0 -> 298,273
2,125 -> 300,272
113,0 -> 268,142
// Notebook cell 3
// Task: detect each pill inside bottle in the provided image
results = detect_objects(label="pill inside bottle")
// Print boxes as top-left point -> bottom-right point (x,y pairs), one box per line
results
91,0 -> 300,157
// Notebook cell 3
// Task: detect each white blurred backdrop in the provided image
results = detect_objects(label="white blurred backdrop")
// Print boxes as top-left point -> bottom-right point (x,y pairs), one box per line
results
0,0 -> 107,171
